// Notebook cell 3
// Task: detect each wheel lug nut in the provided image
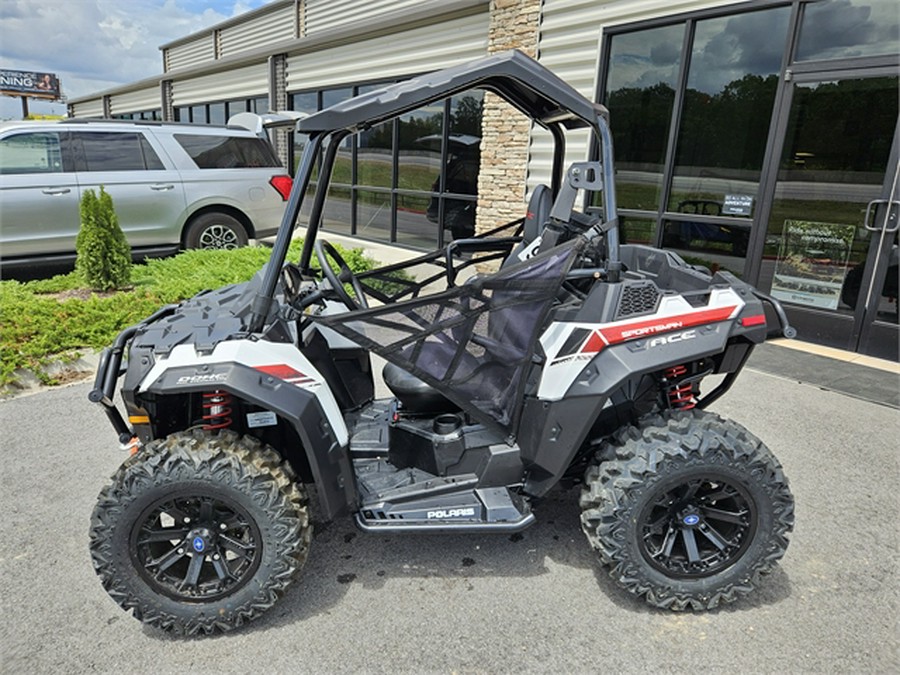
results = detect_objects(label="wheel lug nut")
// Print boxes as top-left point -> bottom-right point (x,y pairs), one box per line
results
177,548 -> 184,555
219,523 -> 227,530
183,517 -> 191,524
213,554 -> 220,561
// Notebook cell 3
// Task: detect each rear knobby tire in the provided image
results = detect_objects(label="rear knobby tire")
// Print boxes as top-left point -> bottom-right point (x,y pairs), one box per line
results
580,409 -> 794,611
89,429 -> 310,635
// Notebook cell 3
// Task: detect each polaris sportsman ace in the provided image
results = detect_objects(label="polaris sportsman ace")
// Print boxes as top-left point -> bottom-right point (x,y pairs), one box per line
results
89,50 -> 796,635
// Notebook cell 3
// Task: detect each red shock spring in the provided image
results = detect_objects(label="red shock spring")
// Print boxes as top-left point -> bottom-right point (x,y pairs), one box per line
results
202,390 -> 233,429
665,365 -> 696,410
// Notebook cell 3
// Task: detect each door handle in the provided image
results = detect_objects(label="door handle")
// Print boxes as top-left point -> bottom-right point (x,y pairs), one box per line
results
41,187 -> 71,195
150,183 -> 175,191
863,199 -> 900,232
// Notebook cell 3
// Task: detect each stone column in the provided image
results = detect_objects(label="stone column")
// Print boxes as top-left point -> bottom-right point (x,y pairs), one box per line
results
475,0 -> 541,237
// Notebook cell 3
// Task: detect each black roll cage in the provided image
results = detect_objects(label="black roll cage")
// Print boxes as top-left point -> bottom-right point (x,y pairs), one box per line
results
248,50 -> 621,334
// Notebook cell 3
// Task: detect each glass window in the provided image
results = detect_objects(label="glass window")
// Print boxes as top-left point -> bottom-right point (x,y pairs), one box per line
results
759,76 -> 899,311
77,132 -> 158,171
357,122 -> 392,188
355,189 -> 392,242
605,24 -> 684,211
291,91 -> 319,173
446,92 -> 482,196
139,136 -> 165,170
174,134 -> 280,169
250,96 -> 268,114
208,103 -> 226,126
668,7 -> 791,216
797,0 -> 899,62
189,105 -> 207,125
322,185 -> 352,236
398,101 -> 443,193
0,132 -> 64,174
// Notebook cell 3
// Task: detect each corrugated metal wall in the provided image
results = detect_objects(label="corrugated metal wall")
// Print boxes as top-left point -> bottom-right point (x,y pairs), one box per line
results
285,11 -> 489,91
70,100 -> 106,118
109,87 -> 161,115
529,0 -> 738,190
165,35 -> 216,72
219,4 -> 297,58
304,0 -> 426,35
171,62 -> 269,107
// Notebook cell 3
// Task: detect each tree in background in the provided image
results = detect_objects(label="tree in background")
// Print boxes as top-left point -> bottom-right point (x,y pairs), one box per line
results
75,187 -> 131,291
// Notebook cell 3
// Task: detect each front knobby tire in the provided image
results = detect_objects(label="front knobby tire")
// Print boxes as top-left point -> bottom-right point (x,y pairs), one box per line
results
89,429 -> 311,635
580,409 -> 794,611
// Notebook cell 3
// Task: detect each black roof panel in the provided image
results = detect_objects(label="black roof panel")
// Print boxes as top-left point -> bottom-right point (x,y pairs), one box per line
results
298,50 -> 606,134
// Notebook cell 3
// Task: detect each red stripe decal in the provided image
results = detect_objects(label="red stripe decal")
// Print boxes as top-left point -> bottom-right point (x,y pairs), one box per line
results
740,314 -> 767,327
255,364 -> 307,381
600,306 -> 737,345
580,331 -> 607,354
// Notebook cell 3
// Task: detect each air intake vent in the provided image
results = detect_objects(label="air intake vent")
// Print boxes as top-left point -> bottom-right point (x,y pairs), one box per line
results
616,282 -> 661,319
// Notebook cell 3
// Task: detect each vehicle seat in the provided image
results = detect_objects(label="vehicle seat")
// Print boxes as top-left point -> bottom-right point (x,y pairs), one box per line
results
504,183 -> 552,266
383,362 -> 459,413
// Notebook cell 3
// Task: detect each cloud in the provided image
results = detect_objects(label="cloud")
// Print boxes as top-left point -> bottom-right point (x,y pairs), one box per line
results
0,0 -> 271,119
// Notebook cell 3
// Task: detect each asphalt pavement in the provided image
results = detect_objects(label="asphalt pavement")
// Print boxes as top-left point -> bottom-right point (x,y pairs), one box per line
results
1,348 -> 898,674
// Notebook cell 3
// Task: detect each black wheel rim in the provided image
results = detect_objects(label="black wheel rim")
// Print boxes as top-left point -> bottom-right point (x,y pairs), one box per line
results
130,491 -> 262,602
638,473 -> 757,579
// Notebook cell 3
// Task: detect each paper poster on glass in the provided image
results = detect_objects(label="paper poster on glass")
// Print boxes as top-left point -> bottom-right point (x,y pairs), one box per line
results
771,219 -> 855,310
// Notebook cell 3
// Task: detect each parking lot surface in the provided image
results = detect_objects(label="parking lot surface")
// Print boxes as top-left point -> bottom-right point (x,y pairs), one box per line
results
1,358 -> 897,673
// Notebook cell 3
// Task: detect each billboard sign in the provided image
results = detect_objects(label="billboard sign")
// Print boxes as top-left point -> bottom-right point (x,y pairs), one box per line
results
0,70 -> 61,100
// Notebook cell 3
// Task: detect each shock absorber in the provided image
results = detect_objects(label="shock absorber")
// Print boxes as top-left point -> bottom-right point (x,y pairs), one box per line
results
664,364 -> 696,410
202,390 -> 233,429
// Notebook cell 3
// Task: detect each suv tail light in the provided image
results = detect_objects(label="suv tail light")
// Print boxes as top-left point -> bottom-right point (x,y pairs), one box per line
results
269,175 -> 293,201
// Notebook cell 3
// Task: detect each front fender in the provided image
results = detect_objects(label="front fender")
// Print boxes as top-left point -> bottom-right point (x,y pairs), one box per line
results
137,341 -> 355,519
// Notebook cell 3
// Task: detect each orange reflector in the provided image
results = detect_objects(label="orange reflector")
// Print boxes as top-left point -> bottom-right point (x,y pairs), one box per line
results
129,415 -> 150,424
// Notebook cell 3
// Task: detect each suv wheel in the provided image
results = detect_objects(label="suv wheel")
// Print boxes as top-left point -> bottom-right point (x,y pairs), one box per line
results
89,429 -> 310,634
580,409 -> 794,611
185,212 -> 249,250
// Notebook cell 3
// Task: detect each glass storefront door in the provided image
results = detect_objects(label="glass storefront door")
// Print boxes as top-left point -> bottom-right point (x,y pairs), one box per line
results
756,71 -> 899,360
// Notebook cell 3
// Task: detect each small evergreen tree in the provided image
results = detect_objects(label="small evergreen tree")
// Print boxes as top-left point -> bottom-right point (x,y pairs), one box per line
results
75,186 -> 131,291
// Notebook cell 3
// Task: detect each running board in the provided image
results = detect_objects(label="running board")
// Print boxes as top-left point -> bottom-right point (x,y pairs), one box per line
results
355,486 -> 534,534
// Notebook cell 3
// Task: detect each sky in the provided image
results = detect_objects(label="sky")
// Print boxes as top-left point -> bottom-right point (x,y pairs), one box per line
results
0,0 -> 275,120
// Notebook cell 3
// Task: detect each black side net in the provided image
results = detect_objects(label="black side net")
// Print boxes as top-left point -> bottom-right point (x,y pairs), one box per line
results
313,238 -> 583,435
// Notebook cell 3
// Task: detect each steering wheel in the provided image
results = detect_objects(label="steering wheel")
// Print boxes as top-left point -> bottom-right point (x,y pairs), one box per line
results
314,239 -> 369,310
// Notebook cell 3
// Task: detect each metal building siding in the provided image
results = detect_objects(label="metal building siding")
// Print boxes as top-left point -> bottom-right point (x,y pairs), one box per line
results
109,87 -> 162,115
165,35 -> 216,72
70,100 -> 105,118
171,63 -> 269,107
528,0 -> 739,190
304,0 -> 426,36
285,11 -> 489,91
219,5 -> 297,58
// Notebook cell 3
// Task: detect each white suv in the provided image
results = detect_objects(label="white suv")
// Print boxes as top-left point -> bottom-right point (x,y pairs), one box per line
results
0,115 -> 294,268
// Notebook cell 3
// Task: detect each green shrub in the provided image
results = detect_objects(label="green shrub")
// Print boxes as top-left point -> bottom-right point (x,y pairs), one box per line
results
0,240 -> 381,389
75,187 -> 132,291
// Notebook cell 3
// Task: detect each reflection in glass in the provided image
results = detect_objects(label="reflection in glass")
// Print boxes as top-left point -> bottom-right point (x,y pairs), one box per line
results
357,122 -> 393,188
605,24 -> 684,210
398,102 -> 443,193
291,92 -> 318,173
190,105 -> 207,125
355,189 -> 392,242
396,196 -> 449,249
619,216 -> 658,246
759,77 -> 899,314
0,133 -> 63,173
321,185 -> 352,236
208,103 -> 225,126
797,0 -> 899,62
669,6 -> 790,215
